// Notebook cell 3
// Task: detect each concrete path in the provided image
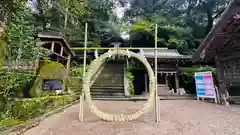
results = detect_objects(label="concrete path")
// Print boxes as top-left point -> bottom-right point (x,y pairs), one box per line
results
23,100 -> 240,135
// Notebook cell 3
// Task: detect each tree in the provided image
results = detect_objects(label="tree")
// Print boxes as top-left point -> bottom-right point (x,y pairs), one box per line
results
121,0 -> 230,53
32,0 -> 119,47
122,14 -> 194,54
0,0 -> 13,66
7,1 -> 48,66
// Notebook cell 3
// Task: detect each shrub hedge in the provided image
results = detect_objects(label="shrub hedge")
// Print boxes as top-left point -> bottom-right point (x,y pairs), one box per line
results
0,95 -> 78,129
179,66 -> 217,94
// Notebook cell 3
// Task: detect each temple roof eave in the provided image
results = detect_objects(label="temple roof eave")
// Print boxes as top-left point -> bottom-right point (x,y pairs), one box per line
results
38,33 -> 75,56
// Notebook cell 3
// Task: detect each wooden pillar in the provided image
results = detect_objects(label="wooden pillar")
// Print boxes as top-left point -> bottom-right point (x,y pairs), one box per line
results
175,72 -> 179,93
165,73 -> 168,85
145,73 -> 148,93
215,56 -> 229,106
60,46 -> 64,56
51,42 -> 55,52
94,49 -> 99,59
34,59 -> 39,72
66,55 -> 71,74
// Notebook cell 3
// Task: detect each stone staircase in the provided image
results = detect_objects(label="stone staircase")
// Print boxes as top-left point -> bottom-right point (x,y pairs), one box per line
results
157,84 -> 173,96
229,96 -> 240,104
91,60 -> 125,98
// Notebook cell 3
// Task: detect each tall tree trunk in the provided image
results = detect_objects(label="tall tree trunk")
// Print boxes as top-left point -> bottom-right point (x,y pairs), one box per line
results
0,0 -> 13,67
206,9 -> 213,34
0,0 -> 13,38
205,0 -> 215,34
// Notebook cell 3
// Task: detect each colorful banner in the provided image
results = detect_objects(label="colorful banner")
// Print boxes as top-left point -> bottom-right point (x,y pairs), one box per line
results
194,71 -> 216,98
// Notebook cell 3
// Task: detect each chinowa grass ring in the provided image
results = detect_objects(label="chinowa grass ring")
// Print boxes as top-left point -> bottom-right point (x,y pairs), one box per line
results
82,50 -> 156,121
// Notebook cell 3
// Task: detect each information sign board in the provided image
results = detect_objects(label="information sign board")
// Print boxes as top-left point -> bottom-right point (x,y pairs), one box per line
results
194,71 -> 216,99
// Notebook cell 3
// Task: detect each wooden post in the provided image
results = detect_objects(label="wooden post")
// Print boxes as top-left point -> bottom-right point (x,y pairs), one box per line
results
165,73 -> 168,85
60,46 -> 64,56
51,42 -> 55,52
215,85 -> 220,104
145,73 -> 148,93
154,24 -> 159,123
175,73 -> 179,94
66,55 -> 71,74
79,23 -> 88,122
94,49 -> 99,59
215,56 -> 229,106
34,59 -> 39,72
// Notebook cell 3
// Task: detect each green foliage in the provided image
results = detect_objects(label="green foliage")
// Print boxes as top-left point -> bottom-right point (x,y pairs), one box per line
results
30,60 -> 68,97
7,1 -> 45,62
69,64 -> 86,77
179,66 -> 217,93
33,0 -> 119,47
67,64 -> 88,95
126,71 -> 134,96
0,69 -> 35,98
123,14 -> 194,54
0,95 -> 77,129
121,0 -> 230,53
0,38 -> 6,67
126,71 -> 134,81
67,77 -> 82,95
180,66 -> 216,78
0,119 -> 24,130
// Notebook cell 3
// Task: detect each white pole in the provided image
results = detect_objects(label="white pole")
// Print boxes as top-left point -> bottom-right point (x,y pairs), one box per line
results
154,24 -> 159,123
79,23 -> 88,122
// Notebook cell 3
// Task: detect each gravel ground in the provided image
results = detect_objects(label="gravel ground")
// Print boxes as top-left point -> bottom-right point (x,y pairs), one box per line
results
23,100 -> 240,135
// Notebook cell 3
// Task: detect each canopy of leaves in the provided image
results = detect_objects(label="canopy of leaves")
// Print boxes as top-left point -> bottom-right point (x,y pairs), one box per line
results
120,0 -> 230,54
7,1 -> 48,64
33,0 -> 120,47
122,14 -> 194,54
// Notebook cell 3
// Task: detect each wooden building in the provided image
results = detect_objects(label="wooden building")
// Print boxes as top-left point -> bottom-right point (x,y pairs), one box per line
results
192,0 -> 240,104
37,31 -> 75,73
73,48 -> 191,97
137,49 -> 192,95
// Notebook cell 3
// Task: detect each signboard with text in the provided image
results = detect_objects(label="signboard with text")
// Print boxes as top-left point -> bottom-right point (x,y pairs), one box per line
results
194,71 -> 216,99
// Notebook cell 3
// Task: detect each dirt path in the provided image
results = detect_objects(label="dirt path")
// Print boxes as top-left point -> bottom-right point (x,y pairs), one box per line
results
23,100 -> 240,135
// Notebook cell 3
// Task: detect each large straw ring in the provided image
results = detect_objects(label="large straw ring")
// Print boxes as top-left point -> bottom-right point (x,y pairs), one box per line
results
82,50 -> 156,121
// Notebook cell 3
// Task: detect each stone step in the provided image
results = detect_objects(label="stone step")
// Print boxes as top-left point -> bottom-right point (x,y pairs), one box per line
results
91,62 -> 125,98
91,87 -> 124,92
91,92 -> 125,97
157,85 -> 173,96
92,95 -> 126,99
91,95 -> 196,101
91,85 -> 124,89
229,96 -> 240,104
93,82 -> 123,86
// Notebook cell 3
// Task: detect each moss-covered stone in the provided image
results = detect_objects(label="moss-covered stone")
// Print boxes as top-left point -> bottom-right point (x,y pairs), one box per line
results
30,60 -> 68,97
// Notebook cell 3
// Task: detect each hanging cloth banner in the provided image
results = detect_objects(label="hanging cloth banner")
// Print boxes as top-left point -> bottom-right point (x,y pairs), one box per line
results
194,71 -> 217,99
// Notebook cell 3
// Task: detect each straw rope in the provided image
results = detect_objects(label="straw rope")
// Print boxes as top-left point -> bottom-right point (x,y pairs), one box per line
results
82,50 -> 156,121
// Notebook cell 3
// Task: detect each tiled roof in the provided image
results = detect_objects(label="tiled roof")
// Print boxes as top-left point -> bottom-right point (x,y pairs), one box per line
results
138,49 -> 192,59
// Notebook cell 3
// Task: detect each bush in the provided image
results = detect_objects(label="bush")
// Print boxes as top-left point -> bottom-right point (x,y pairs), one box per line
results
0,69 -> 36,98
67,64 -> 88,95
2,95 -> 77,121
126,71 -> 135,96
0,38 -> 6,67
67,77 -> 82,95
69,64 -> 86,77
179,66 -> 216,94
